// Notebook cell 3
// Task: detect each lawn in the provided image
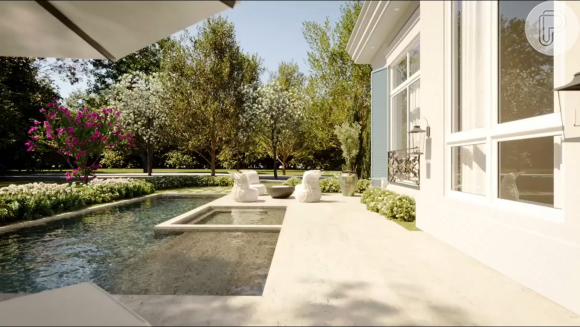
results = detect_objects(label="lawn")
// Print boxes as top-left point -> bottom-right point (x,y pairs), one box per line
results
393,220 -> 421,231
7,169 -> 339,177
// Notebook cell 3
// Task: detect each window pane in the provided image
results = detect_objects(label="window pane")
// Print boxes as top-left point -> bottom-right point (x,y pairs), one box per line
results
392,89 -> 408,150
393,57 -> 408,88
499,137 -> 554,207
452,144 -> 486,195
499,1 -> 554,123
409,80 -> 420,129
452,1 -> 463,132
409,43 -> 420,76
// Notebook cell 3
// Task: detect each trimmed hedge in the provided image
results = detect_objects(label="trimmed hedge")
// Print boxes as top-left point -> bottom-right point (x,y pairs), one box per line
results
0,179 -> 155,225
283,173 -> 370,194
360,187 -> 416,222
147,175 -> 233,190
283,177 -> 302,186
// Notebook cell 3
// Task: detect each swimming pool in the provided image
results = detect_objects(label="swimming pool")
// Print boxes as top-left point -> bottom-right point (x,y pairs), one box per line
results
0,196 -> 255,295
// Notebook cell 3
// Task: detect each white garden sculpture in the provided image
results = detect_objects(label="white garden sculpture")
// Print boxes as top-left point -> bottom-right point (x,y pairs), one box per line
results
231,172 -> 259,203
295,170 -> 322,203
242,170 -> 266,196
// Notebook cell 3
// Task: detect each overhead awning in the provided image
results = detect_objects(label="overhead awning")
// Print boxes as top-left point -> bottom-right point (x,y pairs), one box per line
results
0,1 -> 237,61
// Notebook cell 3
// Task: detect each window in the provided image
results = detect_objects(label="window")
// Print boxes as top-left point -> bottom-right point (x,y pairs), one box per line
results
446,1 -> 561,211
499,137 -> 554,207
452,0 -> 487,133
391,41 -> 420,151
452,144 -> 486,195
499,1 -> 554,123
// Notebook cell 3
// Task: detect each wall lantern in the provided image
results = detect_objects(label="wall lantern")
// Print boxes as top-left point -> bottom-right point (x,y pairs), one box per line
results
408,118 -> 430,155
555,72 -> 580,139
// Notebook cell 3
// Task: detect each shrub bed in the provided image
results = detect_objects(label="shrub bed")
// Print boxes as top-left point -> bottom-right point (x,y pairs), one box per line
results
283,173 -> 370,194
0,178 -> 155,225
147,175 -> 233,190
360,187 -> 416,222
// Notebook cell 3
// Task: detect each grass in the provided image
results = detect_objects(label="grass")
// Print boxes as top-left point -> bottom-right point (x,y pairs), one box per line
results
392,220 -> 421,231
7,168 -> 339,177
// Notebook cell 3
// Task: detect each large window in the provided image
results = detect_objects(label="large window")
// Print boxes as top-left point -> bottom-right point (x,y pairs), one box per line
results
391,42 -> 420,151
447,1 -> 561,211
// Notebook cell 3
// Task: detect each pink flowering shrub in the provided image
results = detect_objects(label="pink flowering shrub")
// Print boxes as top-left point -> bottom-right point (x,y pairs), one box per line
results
26,101 -> 134,183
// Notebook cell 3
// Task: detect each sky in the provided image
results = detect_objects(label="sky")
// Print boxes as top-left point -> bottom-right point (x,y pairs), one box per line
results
54,1 -> 346,98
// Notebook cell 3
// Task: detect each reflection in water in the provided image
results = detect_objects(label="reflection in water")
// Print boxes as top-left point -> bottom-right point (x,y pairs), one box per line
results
0,197 -> 212,294
195,208 -> 286,225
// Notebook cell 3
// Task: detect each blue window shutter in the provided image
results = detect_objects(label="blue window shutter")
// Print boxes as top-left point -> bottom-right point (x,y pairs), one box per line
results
371,68 -> 389,185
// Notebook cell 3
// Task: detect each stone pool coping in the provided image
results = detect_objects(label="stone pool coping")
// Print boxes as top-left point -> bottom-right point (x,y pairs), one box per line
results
154,197 -> 286,233
0,192 -> 224,234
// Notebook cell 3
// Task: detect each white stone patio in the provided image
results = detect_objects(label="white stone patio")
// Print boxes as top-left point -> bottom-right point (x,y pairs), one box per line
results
117,193 -> 580,326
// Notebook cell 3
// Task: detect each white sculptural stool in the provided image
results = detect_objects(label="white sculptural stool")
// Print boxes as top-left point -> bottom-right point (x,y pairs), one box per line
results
295,170 -> 322,203
242,170 -> 266,195
231,172 -> 259,202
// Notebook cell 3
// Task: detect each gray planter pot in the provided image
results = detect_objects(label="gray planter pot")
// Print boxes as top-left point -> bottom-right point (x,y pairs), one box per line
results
339,172 -> 358,196
266,186 -> 295,199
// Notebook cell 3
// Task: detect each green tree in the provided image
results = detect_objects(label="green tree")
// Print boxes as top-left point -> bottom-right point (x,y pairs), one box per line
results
88,38 -> 173,93
271,60 -> 306,92
302,0 -> 372,178
163,16 -> 263,176
243,81 -> 305,179
0,57 -> 60,172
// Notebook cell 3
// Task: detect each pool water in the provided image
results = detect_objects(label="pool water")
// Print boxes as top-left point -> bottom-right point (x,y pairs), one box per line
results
0,197 -> 212,294
194,208 -> 285,225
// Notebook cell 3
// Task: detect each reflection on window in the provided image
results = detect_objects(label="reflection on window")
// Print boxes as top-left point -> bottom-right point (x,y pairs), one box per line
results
409,43 -> 420,76
393,57 -> 408,88
452,144 -> 486,195
499,1 -> 554,123
409,80 -> 420,129
392,89 -> 407,150
499,137 -> 554,207
453,1 -> 463,132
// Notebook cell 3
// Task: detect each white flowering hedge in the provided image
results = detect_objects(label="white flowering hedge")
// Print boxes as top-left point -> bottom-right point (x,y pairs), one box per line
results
0,179 -> 155,225
147,176 -> 233,190
360,187 -> 416,222
283,174 -> 370,194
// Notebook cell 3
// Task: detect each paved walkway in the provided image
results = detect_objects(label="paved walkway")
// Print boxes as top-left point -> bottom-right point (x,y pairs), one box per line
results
117,194 -> 580,326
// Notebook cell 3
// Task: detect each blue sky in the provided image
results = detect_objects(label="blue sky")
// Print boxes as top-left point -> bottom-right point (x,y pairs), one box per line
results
54,1 -> 346,98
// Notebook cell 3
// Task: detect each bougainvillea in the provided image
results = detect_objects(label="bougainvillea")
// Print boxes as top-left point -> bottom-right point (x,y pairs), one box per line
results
26,101 -> 134,183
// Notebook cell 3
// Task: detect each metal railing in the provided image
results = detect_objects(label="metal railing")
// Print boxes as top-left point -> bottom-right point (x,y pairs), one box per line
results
388,148 -> 420,185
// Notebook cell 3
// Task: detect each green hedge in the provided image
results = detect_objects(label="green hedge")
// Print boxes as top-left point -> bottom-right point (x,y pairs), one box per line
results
283,174 -> 370,194
147,175 -> 233,190
0,179 -> 155,225
360,187 -> 416,222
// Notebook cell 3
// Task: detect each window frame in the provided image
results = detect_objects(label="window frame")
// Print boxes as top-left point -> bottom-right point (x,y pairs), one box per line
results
390,38 -> 421,152
444,1 -> 564,221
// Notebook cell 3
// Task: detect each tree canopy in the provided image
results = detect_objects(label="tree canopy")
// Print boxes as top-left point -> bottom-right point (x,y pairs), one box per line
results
302,0 -> 371,177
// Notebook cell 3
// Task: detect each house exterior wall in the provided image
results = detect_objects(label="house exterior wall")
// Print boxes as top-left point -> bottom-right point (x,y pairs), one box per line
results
367,0 -> 580,315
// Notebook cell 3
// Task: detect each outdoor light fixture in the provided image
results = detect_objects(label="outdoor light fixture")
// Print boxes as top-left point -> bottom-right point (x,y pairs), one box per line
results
555,72 -> 580,139
408,118 -> 430,155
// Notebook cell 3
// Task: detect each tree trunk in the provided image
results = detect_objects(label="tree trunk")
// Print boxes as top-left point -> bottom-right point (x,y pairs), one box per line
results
147,143 -> 153,176
210,148 -> 216,177
282,158 -> 287,176
139,147 -> 148,173
273,143 -> 278,179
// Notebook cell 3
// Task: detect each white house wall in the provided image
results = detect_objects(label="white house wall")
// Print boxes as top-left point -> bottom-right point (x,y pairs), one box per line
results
369,0 -> 580,315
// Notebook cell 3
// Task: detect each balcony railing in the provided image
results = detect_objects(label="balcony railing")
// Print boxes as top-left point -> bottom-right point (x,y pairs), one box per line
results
388,149 -> 420,185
